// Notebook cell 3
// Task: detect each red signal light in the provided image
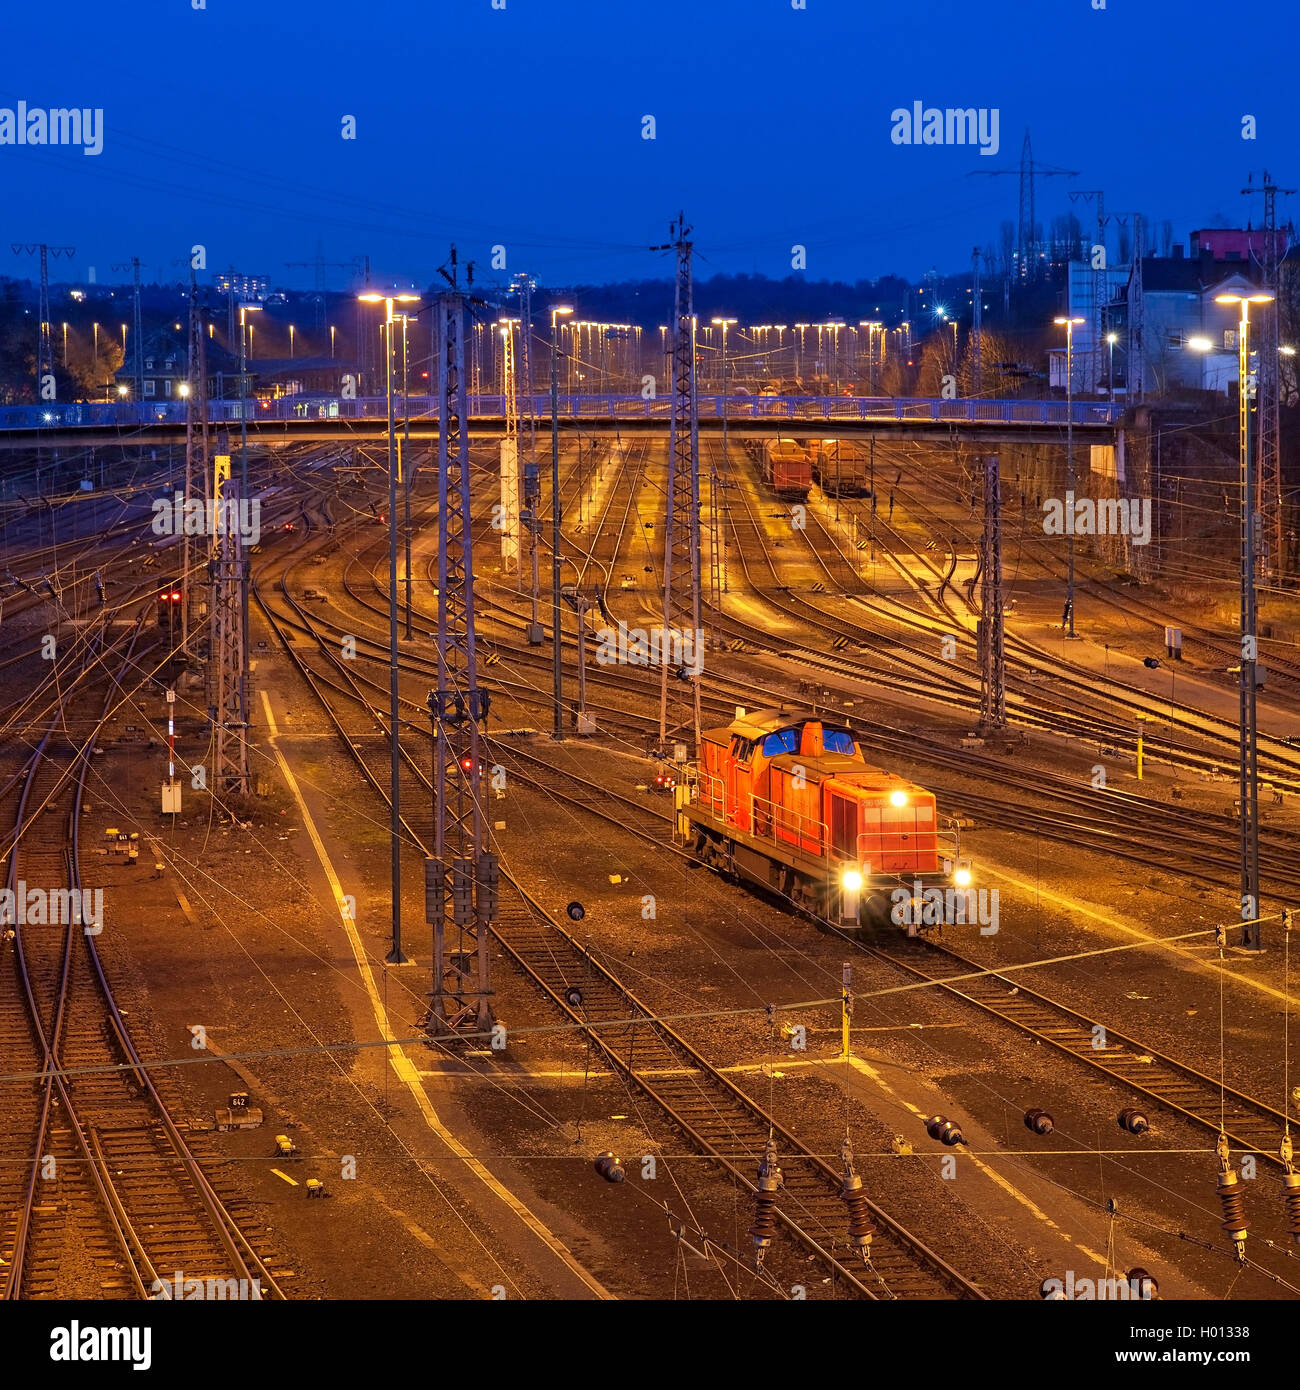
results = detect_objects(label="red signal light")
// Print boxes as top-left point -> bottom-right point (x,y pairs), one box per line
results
460,756 -> 474,772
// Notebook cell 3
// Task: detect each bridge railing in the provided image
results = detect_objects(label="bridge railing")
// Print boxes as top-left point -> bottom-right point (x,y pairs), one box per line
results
0,394 -> 1120,431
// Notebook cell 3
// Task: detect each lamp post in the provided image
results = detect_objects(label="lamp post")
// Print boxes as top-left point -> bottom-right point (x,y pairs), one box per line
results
237,302 -> 263,763
288,324 -> 295,360
399,312 -> 413,640
358,289 -> 419,962
710,317 -> 736,455
1054,316 -> 1085,637
1106,332 -> 1117,405
1216,289 -> 1274,951
710,317 -> 737,601
550,304 -> 574,740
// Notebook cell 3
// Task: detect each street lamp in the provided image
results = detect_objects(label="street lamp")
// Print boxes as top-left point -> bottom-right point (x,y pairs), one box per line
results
358,289 -> 419,962
396,311 -> 415,640
1105,332 -> 1118,405
235,300 -> 264,816
710,318 -> 737,601
794,322 -> 809,383
1054,316 -> 1086,637
288,324 -> 295,359
710,317 -> 737,450
1215,289 -> 1274,951
550,305 -> 574,740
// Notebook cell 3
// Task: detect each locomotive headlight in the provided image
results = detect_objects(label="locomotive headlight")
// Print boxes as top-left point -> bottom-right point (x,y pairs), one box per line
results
842,869 -> 864,892
889,789 -> 908,807
954,866 -> 972,888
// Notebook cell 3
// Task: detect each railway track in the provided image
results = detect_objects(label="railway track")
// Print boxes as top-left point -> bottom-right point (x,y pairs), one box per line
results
0,616 -> 285,1301
471,729 -> 1300,1182
268,451 -> 1300,910
253,556 -> 988,1299
716,439 -> 1300,788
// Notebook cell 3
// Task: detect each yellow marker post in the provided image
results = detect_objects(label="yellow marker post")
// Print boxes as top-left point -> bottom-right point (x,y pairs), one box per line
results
1135,713 -> 1154,780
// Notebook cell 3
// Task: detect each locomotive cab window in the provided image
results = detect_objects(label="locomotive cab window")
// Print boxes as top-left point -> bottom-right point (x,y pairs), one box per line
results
731,737 -> 755,762
823,728 -> 855,755
761,728 -> 799,757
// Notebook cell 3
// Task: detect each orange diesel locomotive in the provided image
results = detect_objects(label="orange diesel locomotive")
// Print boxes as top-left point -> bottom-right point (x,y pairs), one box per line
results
686,708 -> 968,931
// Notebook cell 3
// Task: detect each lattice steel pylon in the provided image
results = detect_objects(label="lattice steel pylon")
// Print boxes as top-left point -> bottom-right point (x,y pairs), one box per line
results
11,243 -> 74,400
184,271 -> 210,657
427,259 -> 496,1037
653,215 -> 702,757
209,449 -> 249,792
1244,171 -> 1294,581
511,273 -> 543,642
1070,190 -> 1107,394
978,452 -> 1005,731
1126,215 -> 1145,404
499,316 -> 520,574
112,256 -> 146,403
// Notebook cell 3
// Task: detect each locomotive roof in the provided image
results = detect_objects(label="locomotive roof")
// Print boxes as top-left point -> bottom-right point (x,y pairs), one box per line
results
723,708 -> 829,739
768,751 -> 867,779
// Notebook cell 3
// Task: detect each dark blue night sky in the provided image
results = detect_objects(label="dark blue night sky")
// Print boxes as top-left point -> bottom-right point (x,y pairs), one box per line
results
1,0 -> 1291,290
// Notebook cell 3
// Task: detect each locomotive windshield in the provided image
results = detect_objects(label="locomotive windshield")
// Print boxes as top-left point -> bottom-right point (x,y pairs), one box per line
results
823,728 -> 855,755
761,728 -> 799,756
